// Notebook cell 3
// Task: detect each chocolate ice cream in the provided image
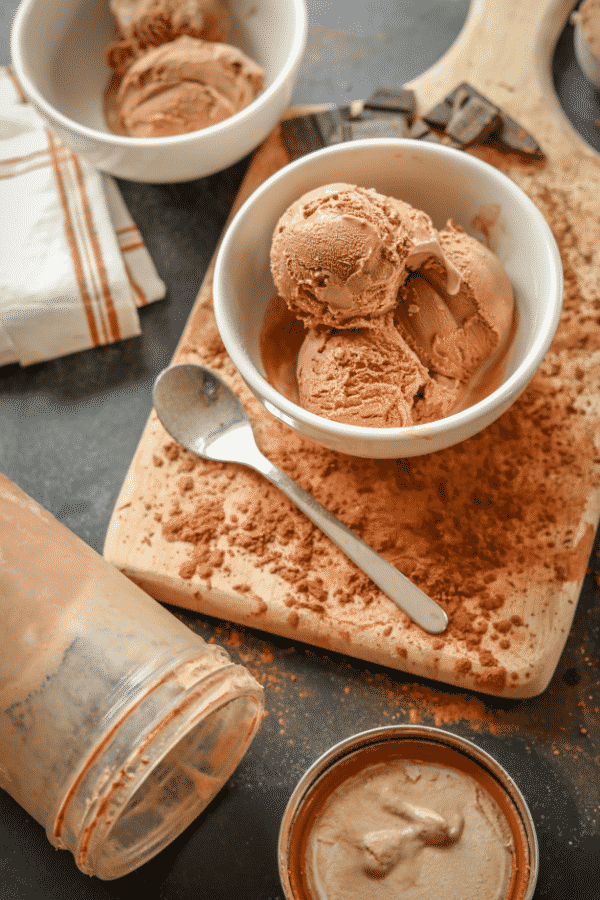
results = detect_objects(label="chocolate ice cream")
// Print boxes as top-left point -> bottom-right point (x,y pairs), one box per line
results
301,758 -> 517,900
296,321 -> 459,428
395,221 -> 515,384
270,183 -> 461,330
106,0 -> 231,76
113,34 -> 264,138
266,183 -> 515,428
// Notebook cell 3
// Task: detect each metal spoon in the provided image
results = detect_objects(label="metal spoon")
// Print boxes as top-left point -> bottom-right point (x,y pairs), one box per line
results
152,364 -> 448,634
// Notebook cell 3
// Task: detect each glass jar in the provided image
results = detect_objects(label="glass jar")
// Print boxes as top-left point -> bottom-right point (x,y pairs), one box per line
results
0,473 -> 264,879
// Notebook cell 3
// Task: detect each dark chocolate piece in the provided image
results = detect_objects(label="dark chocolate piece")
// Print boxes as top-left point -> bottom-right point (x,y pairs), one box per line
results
279,106 -> 352,160
446,95 -> 502,146
408,119 -> 432,140
422,84 -> 473,129
421,82 -> 543,157
280,83 -> 543,164
419,130 -> 462,149
343,116 -> 410,141
443,82 -> 544,157
493,115 -> 544,157
422,98 -> 454,129
313,106 -> 352,145
355,106 -> 409,124
364,87 -> 416,118
279,115 -> 322,160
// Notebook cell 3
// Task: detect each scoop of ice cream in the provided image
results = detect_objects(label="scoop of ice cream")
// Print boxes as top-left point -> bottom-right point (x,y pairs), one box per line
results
270,184 -> 406,329
270,183 -> 461,330
115,35 -> 264,137
106,0 -> 231,76
388,196 -> 462,295
395,221 -> 514,383
266,184 -> 516,429
296,320 -> 460,428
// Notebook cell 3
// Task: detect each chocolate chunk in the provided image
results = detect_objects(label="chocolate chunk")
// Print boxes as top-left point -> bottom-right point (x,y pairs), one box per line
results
343,116 -> 410,141
280,83 -> 543,164
422,84 -> 473,129
364,87 -> 417,119
423,82 -> 544,157
446,83 -> 544,157
408,119 -> 432,140
280,106 -> 352,160
419,130 -> 462,149
355,106 -> 407,123
422,98 -> 454,129
493,115 -> 544,157
313,106 -> 352,145
446,95 -> 502,146
279,116 -> 323,159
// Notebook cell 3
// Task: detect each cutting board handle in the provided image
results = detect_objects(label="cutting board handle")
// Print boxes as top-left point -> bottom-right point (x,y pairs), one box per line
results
409,0 -> 591,155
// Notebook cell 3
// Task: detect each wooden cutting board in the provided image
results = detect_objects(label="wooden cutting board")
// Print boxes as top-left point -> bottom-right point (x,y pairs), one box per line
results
104,0 -> 600,698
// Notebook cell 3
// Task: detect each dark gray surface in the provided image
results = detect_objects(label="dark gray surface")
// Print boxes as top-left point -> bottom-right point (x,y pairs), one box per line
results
1,2 -> 600,899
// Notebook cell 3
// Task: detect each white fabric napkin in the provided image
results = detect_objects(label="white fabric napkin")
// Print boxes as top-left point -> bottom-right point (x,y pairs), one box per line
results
0,67 -> 166,367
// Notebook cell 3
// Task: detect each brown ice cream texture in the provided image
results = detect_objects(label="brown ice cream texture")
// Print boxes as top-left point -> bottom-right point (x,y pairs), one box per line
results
268,183 -> 515,428
302,758 -> 516,900
106,0 -> 232,75
114,34 -> 264,138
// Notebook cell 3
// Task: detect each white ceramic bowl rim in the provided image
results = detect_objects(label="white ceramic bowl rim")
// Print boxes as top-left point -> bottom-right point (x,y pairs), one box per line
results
10,0 -> 308,147
214,139 -> 564,442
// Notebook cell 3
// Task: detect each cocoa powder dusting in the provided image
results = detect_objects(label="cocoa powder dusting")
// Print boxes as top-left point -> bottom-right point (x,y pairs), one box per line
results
130,134 -> 600,698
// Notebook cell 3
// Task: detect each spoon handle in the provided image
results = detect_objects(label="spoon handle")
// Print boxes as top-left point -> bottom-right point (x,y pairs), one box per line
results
251,453 -> 448,635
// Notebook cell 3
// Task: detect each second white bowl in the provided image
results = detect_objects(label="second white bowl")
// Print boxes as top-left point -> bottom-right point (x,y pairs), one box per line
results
11,0 -> 308,182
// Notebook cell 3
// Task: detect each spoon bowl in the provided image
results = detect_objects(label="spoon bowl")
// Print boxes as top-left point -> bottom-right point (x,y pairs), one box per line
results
152,364 -> 449,635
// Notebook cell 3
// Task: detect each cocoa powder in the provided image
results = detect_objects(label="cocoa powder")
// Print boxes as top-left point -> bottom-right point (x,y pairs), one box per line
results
125,130 -> 600,697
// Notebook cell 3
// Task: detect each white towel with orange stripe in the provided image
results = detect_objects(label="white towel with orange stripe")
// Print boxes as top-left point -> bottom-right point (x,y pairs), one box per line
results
0,67 -> 166,367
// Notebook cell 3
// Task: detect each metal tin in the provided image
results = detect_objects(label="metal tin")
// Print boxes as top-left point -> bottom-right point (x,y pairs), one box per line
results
278,725 -> 538,900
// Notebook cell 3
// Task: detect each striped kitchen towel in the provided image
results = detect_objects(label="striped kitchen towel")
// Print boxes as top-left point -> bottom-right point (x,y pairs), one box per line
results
0,67 -> 166,367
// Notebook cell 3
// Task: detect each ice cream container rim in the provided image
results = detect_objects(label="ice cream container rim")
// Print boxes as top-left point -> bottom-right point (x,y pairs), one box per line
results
214,137 -> 564,443
278,723 -> 539,900
10,0 -> 308,147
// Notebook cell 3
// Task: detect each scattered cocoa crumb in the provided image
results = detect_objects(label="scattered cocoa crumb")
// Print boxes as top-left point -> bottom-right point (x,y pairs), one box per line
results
178,476 -> 194,494
179,560 -> 197,580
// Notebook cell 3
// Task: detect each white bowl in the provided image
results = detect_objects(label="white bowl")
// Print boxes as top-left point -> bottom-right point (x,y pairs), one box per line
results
10,0 -> 307,183
213,139 -> 564,459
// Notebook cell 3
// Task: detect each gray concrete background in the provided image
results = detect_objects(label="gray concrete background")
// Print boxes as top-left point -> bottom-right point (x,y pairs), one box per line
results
1,3 -> 599,899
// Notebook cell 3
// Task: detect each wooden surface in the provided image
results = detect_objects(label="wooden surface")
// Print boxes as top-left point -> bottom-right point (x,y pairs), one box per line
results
104,0 -> 600,699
